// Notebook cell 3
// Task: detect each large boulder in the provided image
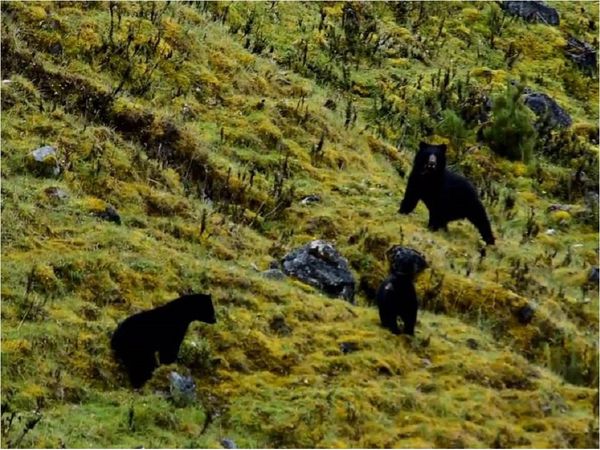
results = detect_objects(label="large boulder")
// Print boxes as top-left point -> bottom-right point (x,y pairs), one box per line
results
386,245 -> 428,277
500,1 -> 559,26
523,91 -> 572,129
281,240 -> 355,303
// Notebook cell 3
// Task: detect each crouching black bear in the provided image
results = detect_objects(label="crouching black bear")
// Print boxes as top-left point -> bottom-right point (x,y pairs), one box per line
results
399,142 -> 495,245
111,293 -> 216,388
377,246 -> 428,335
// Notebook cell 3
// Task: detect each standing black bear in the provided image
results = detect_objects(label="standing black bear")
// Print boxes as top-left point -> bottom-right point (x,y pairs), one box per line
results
111,293 -> 216,388
376,246 -> 428,335
399,142 -> 495,245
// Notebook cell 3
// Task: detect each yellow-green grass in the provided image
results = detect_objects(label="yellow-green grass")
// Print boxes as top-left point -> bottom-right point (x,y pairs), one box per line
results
1,1 -> 598,448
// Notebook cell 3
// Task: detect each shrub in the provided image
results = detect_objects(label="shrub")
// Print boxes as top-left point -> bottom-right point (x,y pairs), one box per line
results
436,109 -> 468,160
481,82 -> 536,162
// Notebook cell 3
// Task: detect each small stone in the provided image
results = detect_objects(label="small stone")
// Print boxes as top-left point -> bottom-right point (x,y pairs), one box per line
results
28,145 -> 60,177
545,228 -> 557,236
44,186 -> 69,201
261,269 -> 286,280
548,204 -> 572,212
339,341 -> 359,354
168,371 -> 196,407
516,304 -> 535,324
95,205 -> 121,225
300,194 -> 321,205
221,438 -> 237,449
466,338 -> 479,350
421,358 -> 432,368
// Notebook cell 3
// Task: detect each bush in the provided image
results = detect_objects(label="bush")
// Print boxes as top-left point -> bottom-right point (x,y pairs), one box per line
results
481,82 -> 537,162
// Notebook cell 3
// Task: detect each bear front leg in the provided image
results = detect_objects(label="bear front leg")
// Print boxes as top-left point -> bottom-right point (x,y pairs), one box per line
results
399,176 -> 420,214
159,344 -> 180,365
127,353 -> 157,388
427,213 -> 446,231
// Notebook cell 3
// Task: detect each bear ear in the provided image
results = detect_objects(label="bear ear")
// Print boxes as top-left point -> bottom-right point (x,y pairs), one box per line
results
418,141 -> 429,151
438,144 -> 447,153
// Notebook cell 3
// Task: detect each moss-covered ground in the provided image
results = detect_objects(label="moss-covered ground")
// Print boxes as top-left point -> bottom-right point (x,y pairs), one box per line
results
1,1 -> 598,448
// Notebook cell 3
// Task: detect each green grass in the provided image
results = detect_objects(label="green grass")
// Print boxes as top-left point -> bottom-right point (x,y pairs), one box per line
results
1,1 -> 598,448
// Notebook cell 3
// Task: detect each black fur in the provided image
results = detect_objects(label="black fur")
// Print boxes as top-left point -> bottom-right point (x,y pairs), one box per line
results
399,142 -> 495,245
376,273 -> 418,335
111,293 -> 216,388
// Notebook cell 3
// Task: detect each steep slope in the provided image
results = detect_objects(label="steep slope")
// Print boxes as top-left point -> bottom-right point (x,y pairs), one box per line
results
1,2 -> 598,448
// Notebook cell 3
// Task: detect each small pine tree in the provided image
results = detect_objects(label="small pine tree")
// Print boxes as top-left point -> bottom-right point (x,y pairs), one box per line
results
436,109 -> 468,160
482,82 -> 537,162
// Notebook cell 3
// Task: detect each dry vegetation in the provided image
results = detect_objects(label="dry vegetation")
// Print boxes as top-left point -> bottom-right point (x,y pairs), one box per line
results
1,1 -> 598,448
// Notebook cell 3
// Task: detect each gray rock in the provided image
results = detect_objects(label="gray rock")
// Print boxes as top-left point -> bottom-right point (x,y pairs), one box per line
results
339,341 -> 359,354
386,245 -> 428,277
300,194 -> 321,205
262,269 -> 286,280
548,204 -> 572,212
168,371 -> 196,407
28,146 -> 60,176
524,91 -> 572,129
466,338 -> 479,350
565,36 -> 597,75
281,240 -> 355,303
44,186 -> 69,201
221,438 -> 237,449
94,205 -> 121,225
500,1 -> 559,26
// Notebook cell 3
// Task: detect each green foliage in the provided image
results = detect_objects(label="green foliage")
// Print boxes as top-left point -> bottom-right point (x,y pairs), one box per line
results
482,82 -> 537,162
436,109 -> 468,159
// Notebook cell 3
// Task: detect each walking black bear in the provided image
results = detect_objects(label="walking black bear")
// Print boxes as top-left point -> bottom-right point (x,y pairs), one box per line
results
111,293 -> 216,388
399,142 -> 495,245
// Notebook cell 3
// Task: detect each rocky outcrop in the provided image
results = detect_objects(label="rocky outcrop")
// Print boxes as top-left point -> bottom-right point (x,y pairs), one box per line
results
282,240 -> 355,303
565,36 -> 597,75
523,91 -> 572,129
500,1 -> 559,26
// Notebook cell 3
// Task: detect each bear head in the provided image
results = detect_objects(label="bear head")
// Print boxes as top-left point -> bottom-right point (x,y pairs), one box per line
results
414,142 -> 447,177
386,245 -> 428,278
185,293 -> 217,324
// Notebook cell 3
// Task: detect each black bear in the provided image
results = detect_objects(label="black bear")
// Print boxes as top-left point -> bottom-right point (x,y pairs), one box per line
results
399,142 -> 495,245
376,246 -> 428,335
111,293 -> 216,388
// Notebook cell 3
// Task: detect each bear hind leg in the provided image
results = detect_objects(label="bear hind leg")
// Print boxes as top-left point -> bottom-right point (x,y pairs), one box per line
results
467,202 -> 495,245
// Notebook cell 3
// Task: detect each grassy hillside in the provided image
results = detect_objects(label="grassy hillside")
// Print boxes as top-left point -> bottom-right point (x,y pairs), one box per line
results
1,1 -> 598,448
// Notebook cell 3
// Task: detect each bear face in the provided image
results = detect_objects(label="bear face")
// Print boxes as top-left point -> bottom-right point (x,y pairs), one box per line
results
183,293 -> 217,324
414,142 -> 447,177
386,245 -> 428,278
